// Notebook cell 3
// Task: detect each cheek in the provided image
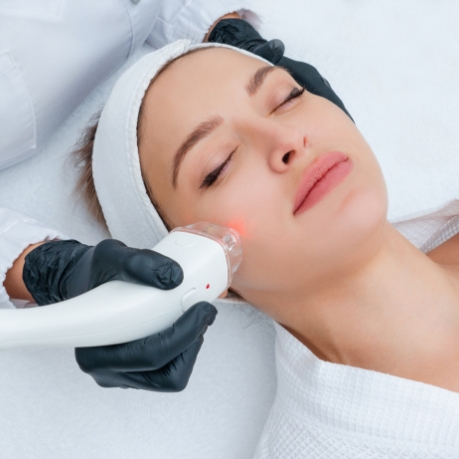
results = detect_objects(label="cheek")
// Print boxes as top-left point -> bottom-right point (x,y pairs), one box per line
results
184,157 -> 285,237
234,164 -> 387,297
290,157 -> 388,287
195,182 -> 278,239
182,173 -> 292,290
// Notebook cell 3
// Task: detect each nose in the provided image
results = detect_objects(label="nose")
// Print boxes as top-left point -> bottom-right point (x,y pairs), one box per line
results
252,120 -> 307,173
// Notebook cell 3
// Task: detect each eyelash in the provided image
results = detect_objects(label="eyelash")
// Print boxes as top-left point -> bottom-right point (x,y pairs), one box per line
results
274,86 -> 305,112
200,86 -> 305,189
200,150 -> 236,189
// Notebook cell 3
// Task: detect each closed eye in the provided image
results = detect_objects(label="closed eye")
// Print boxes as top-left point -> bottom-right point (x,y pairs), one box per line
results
200,150 -> 236,189
273,87 -> 305,113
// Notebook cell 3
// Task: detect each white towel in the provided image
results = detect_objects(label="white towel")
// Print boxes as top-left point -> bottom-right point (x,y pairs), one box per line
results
0,1 -> 458,458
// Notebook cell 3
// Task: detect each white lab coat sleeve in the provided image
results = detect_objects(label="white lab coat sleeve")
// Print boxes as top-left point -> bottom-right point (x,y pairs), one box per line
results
0,208 -> 66,309
146,0 -> 262,49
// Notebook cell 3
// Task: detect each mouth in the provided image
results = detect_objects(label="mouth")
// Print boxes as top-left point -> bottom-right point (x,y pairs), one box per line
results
293,151 -> 353,215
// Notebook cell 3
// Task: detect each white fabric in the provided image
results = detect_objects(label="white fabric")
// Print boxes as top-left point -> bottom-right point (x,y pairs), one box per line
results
0,1 -> 458,458
93,40 -> 270,250
254,202 -> 459,458
0,208 -> 66,309
393,200 -> 459,254
0,0 -> 257,169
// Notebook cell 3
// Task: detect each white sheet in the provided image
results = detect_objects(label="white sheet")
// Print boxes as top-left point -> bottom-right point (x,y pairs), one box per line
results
0,1 -> 458,457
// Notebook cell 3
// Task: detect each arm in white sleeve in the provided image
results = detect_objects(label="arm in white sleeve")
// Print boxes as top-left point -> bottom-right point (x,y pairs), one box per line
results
146,0 -> 262,49
0,208 -> 66,309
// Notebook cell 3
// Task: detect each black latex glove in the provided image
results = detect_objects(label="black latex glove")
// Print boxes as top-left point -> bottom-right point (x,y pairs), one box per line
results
23,239 -> 184,305
23,239 -> 217,392
75,301 -> 217,392
208,19 -> 353,121
209,18 -> 285,65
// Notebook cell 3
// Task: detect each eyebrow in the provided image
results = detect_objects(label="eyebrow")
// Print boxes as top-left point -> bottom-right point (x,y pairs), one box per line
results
172,65 -> 282,188
246,65 -> 278,96
172,115 -> 223,188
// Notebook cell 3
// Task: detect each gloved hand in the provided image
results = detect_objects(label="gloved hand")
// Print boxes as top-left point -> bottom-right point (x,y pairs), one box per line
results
75,301 -> 217,392
23,239 -> 217,392
23,239 -> 184,304
208,19 -> 353,121
209,18 -> 285,65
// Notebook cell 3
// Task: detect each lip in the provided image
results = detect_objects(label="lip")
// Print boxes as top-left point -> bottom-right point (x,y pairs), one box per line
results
293,151 -> 352,215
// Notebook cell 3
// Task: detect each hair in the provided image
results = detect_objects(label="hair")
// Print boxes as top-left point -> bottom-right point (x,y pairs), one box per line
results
73,115 -> 105,227
73,46 -> 216,231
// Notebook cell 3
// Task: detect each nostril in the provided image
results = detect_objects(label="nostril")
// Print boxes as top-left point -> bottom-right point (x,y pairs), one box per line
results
282,151 -> 292,164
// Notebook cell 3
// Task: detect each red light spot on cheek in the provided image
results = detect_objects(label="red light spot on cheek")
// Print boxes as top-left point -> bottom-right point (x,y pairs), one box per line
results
223,219 -> 247,238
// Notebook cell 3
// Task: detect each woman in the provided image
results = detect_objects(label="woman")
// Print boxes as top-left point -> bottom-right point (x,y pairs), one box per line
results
77,41 -> 459,457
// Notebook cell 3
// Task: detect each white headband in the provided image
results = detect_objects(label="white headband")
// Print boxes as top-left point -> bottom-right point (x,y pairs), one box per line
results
93,39 -> 270,249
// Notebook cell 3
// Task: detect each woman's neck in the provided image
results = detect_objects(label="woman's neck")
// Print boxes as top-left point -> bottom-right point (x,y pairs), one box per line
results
267,223 -> 459,391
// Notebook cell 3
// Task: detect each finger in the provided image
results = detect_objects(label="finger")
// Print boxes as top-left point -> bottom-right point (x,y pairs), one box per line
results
122,336 -> 204,392
122,249 -> 183,289
94,302 -> 217,372
253,39 -> 285,65
277,56 -> 354,122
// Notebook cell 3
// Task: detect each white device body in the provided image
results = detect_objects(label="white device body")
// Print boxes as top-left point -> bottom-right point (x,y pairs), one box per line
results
0,230 -> 234,349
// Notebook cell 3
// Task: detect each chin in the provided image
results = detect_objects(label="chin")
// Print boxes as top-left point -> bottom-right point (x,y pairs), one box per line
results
336,186 -> 388,256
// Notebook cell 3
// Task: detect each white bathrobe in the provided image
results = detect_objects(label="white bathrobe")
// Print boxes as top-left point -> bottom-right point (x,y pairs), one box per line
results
254,200 -> 459,458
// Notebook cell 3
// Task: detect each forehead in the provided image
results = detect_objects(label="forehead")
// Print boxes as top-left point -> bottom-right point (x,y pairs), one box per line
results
158,47 -> 266,89
144,48 -> 267,117
140,48 -> 268,157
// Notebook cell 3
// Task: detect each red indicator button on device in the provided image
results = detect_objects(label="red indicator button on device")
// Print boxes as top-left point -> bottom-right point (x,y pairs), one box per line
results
206,284 -> 210,289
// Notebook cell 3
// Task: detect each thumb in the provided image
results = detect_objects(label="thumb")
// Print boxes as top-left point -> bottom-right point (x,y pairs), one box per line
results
253,39 -> 285,65
122,249 -> 184,290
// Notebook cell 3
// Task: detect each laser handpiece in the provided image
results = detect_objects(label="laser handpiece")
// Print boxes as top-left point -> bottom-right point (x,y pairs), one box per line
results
0,223 -> 242,349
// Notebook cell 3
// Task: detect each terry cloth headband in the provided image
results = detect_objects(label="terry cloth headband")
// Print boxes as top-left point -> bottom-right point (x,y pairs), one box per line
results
92,39 -> 272,249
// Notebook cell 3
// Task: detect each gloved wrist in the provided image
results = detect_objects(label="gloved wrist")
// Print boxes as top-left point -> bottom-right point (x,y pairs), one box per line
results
23,240 -> 91,306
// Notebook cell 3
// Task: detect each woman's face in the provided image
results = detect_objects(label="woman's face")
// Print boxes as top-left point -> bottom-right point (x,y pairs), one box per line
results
139,47 -> 387,313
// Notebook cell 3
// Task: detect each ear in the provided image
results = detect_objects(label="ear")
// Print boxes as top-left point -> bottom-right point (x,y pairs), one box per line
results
218,289 -> 229,299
